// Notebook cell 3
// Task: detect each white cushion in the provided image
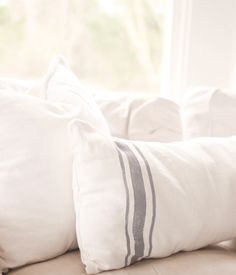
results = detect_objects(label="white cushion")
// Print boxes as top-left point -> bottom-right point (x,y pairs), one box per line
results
71,120 -> 236,274
0,61 -> 108,272
92,92 -> 182,142
182,87 -> 236,139
43,57 -> 109,133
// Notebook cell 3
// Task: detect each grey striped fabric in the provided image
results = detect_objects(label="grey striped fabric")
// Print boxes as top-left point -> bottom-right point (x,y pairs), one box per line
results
133,144 -> 156,257
116,149 -> 131,266
115,141 -> 156,265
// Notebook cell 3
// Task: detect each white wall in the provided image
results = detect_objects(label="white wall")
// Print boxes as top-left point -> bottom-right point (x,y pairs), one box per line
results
186,0 -> 236,89
162,0 -> 236,101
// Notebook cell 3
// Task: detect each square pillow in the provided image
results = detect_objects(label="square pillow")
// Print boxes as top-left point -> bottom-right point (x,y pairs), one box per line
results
71,120 -> 236,274
0,61 -> 108,272
182,87 -> 236,139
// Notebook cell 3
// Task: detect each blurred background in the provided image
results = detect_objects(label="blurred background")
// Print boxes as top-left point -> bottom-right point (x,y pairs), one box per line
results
0,0 -> 165,93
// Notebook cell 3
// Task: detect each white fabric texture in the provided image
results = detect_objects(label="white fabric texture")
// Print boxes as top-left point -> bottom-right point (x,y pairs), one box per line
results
0,90 -> 76,272
92,92 -> 182,141
42,57 -> 109,133
0,61 -> 109,271
0,77 -> 33,94
0,78 -> 41,97
182,87 -> 236,139
71,120 -> 236,274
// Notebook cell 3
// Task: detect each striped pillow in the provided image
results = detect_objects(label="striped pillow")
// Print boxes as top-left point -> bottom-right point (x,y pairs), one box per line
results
71,120 -> 236,274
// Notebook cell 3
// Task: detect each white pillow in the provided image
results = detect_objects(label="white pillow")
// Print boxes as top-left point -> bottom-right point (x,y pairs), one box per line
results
92,92 -> 182,142
0,62 -> 109,271
0,90 -> 76,272
182,87 -> 236,139
71,120 -> 236,274
43,57 -> 110,133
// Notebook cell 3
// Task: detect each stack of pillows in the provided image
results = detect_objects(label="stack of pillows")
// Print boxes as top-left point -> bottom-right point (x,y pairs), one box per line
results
0,57 -> 236,274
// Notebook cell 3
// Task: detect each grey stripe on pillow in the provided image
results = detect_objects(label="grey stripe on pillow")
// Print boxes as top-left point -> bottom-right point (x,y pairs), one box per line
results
132,144 -> 156,257
115,141 -> 146,264
116,148 -> 131,266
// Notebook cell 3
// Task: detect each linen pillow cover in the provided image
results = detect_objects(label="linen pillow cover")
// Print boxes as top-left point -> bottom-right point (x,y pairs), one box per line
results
92,92 -> 182,142
0,62 -> 109,272
182,87 -> 236,139
0,90 -> 76,272
71,120 -> 236,274
42,57 -> 110,133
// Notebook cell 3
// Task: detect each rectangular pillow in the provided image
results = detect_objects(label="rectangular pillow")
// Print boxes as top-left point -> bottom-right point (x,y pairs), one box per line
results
70,120 -> 236,274
0,60 -> 109,272
182,87 -> 236,139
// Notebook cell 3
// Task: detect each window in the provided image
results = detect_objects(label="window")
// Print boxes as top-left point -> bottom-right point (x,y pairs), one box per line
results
0,0 -> 166,93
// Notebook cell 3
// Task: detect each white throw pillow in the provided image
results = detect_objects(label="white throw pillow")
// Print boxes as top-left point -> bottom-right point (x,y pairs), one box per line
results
92,92 -> 182,142
0,62 -> 109,271
0,90 -> 76,272
43,57 -> 110,133
182,87 -> 236,139
71,120 -> 236,274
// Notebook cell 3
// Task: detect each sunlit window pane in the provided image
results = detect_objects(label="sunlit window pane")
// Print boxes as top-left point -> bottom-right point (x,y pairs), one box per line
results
0,0 -> 165,92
